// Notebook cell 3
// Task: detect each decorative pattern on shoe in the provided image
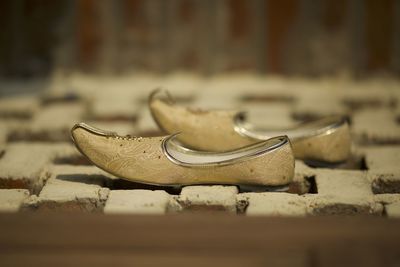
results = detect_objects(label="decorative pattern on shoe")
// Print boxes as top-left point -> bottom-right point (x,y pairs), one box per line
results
71,123 -> 295,186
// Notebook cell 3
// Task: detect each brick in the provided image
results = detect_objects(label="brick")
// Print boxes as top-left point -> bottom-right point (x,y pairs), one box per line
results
104,190 -> 171,214
0,122 -> 9,146
0,120 -> 25,144
0,96 -> 39,119
369,173 -> 400,194
196,75 -> 264,109
135,108 -> 163,136
305,194 -> 383,216
41,71 -> 86,105
193,94 -> 239,110
374,194 -> 400,204
368,174 -> 400,194
10,103 -> 85,142
364,146 -> 400,171
293,88 -> 345,120
364,146 -> 400,193
385,202 -> 400,218
240,92 -> 295,106
168,195 -> 183,212
25,165 -> 111,212
305,169 -> 381,215
158,74 -> 199,102
65,73 -> 102,100
340,87 -> 395,111
240,103 -> 296,129
334,148 -> 366,170
0,143 -> 57,193
0,189 -> 30,212
288,160 -> 315,194
90,97 -> 137,122
178,186 -> 238,212
351,109 -> 400,145
237,192 -> 307,216
51,143 -> 92,166
314,169 -> 373,198
88,83 -> 140,121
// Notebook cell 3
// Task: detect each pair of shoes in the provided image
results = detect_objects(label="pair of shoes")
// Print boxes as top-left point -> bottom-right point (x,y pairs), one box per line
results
71,89 -> 351,187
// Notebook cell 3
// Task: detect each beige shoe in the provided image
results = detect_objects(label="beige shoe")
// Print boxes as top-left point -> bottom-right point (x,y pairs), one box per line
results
71,123 -> 294,186
149,89 -> 351,163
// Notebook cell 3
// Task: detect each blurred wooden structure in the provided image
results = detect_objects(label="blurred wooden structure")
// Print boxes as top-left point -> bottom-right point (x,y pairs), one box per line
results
0,213 -> 400,266
0,0 -> 399,77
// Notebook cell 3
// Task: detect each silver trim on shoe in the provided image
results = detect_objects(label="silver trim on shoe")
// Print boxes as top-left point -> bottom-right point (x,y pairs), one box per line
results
161,134 -> 290,168
233,113 -> 348,141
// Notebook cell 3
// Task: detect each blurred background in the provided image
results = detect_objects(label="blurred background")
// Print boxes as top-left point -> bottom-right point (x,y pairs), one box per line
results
1,3 -> 400,265
0,0 -> 399,78
0,0 -> 399,145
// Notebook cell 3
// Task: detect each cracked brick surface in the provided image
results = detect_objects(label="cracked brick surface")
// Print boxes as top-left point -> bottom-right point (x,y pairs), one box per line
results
104,190 -> 172,214
237,192 -> 307,216
178,186 -> 238,212
288,160 -> 315,194
23,165 -> 111,212
11,103 -> 85,142
363,146 -> 400,193
0,74 -> 399,216
305,194 -> 383,216
0,189 -> 30,212
385,202 -> 400,218
0,143 -> 59,193
352,109 -> 400,145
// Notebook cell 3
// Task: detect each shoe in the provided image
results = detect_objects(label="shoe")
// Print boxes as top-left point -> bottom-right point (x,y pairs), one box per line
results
149,89 -> 351,163
71,123 -> 294,186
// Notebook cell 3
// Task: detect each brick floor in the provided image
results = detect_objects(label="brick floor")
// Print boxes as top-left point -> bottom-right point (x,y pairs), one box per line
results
237,192 -> 307,216
0,189 -> 29,212
23,165 -> 111,212
178,186 -> 238,212
0,74 -> 399,217
104,190 -> 172,214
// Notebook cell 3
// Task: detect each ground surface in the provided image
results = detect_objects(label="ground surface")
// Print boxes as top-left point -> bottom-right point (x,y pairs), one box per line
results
0,73 -> 400,217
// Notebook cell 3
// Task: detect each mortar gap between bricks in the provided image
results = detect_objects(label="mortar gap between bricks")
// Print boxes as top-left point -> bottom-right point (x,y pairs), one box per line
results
306,176 -> 318,194
240,94 -> 295,104
40,94 -> 81,106
291,113 -> 323,123
355,139 -> 400,146
138,95 -> 195,105
0,114 -> 32,120
57,174 -> 109,186
382,206 -> 389,217
342,99 -> 387,111
238,184 -> 289,193
87,116 -> 138,123
53,156 -> 93,166
303,155 -> 367,170
359,156 -> 368,170
110,179 -> 182,195
236,198 -> 249,214
6,132 -> 71,143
